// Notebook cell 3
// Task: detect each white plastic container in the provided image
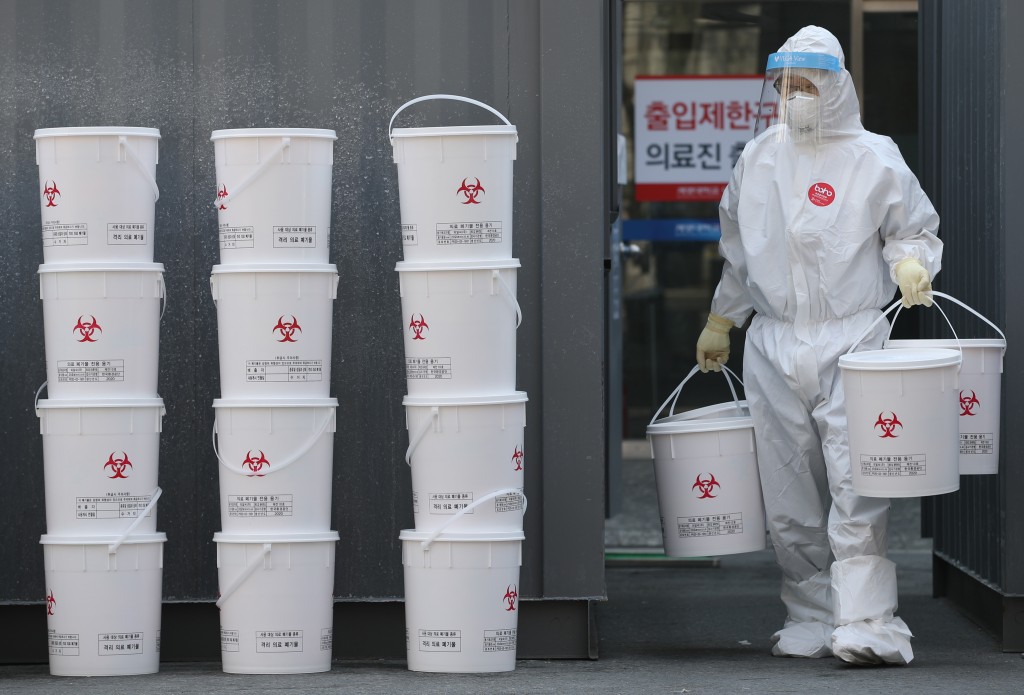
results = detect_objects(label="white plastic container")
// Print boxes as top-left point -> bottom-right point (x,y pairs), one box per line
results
42,532 -> 166,677
213,398 -> 337,533
390,95 -> 518,262
34,127 -> 160,264
401,530 -> 523,673
397,259 -> 521,397
39,262 -> 164,399
211,128 -> 336,264
214,531 -> 339,674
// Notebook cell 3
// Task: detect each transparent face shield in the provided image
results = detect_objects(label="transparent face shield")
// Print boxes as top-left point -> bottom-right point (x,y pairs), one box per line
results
753,52 -> 844,143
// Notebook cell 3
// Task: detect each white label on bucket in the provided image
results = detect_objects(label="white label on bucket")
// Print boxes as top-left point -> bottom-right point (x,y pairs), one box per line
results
676,513 -> 744,538
435,221 -> 503,246
76,495 -> 153,519
227,494 -> 294,517
49,632 -> 80,656
107,223 -> 148,245
256,630 -> 303,653
42,222 -> 88,247
97,632 -> 144,656
58,359 -> 125,383
246,359 -> 323,382
221,630 -> 240,652
219,225 -> 255,249
961,433 -> 994,455
859,454 -> 927,477
406,357 -> 452,380
495,493 -> 525,513
418,630 -> 461,652
402,224 -> 418,246
483,629 -> 517,652
429,492 -> 473,514
320,628 -> 332,651
273,226 -> 316,248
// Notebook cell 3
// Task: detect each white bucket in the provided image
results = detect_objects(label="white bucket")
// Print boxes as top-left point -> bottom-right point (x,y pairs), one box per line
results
41,532 -> 166,677
646,366 -> 766,557
883,292 -> 1007,475
404,392 -> 527,533
211,128 -> 336,264
839,347 -> 962,497
213,398 -> 338,533
401,530 -> 523,673
37,398 -> 165,535
397,259 -> 521,397
35,127 -> 160,264
210,264 -> 338,398
214,531 -> 339,674
39,262 -> 165,399
390,95 -> 517,262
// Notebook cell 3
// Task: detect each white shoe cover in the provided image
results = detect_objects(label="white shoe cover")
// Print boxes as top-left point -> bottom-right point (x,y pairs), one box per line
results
770,621 -> 834,658
831,617 -> 914,665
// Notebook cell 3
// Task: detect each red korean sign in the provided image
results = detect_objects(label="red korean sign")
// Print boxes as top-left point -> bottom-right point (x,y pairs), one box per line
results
633,75 -> 765,202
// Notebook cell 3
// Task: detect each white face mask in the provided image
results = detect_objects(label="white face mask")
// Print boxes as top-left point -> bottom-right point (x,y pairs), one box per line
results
784,93 -> 819,132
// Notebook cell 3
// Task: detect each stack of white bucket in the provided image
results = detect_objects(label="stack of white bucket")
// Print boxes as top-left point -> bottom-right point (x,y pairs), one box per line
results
208,128 -> 340,674
34,127 -> 167,677
390,95 -> 528,673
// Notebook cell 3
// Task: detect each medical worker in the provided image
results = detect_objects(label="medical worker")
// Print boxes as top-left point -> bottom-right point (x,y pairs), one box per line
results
695,26 -> 941,665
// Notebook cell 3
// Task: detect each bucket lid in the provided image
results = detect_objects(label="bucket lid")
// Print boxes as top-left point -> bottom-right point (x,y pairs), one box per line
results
884,338 -> 1006,350
40,532 -> 167,545
213,397 -> 339,409
213,530 -> 340,544
403,391 -> 528,408
399,529 -> 525,543
211,262 -> 338,275
34,126 -> 160,139
210,128 -> 337,141
647,401 -> 752,436
395,258 -> 521,273
37,397 -> 165,410
391,124 -> 517,139
838,347 -> 962,371
38,261 -> 165,274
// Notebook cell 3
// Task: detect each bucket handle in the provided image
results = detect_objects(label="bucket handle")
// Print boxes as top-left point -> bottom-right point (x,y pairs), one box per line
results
405,406 -> 439,466
492,270 -> 523,328
107,487 -> 162,554
212,408 -> 335,477
157,271 -> 167,321
215,542 -> 273,609
649,364 -> 744,428
420,487 -> 527,551
888,291 -> 1006,354
388,94 -> 514,143
33,381 -> 47,411
118,136 -> 160,202
212,137 -> 292,209
848,296 -> 964,369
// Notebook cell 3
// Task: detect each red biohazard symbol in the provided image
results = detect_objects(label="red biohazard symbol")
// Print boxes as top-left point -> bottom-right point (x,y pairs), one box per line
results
512,446 -> 524,472
456,177 -> 485,204
273,315 -> 302,343
46,590 -> 56,616
692,473 -> 721,499
43,180 -> 61,208
808,182 -> 836,207
242,450 -> 270,477
409,314 -> 429,340
72,315 -> 102,343
217,184 -> 229,210
503,584 -> 518,612
960,390 -> 980,416
874,412 -> 903,438
104,451 -> 133,479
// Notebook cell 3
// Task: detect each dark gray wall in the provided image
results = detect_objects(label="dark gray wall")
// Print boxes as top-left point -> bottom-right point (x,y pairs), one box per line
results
0,0 -> 608,609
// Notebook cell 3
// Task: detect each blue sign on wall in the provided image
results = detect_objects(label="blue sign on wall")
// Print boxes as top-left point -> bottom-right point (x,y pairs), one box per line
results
622,218 -> 721,242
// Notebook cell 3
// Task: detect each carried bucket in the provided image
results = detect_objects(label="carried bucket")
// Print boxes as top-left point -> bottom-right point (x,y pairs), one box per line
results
39,262 -> 165,399
38,397 -> 165,535
404,392 -> 527,533
211,128 -> 336,264
210,264 -> 338,398
397,259 -> 521,397
214,531 -> 339,674
390,95 -> 517,262
35,127 -> 160,264
646,366 -> 766,558
883,292 -> 1006,475
42,532 -> 166,676
401,529 -> 523,673
213,398 -> 337,533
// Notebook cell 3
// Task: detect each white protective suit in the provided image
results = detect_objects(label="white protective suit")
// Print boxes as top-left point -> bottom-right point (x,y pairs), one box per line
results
709,26 -> 942,664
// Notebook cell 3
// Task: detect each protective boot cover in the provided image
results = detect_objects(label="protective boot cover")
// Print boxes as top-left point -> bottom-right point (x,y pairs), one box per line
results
830,556 -> 914,665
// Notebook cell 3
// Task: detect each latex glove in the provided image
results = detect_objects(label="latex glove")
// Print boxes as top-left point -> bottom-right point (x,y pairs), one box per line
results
894,258 -> 933,308
696,313 -> 734,373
